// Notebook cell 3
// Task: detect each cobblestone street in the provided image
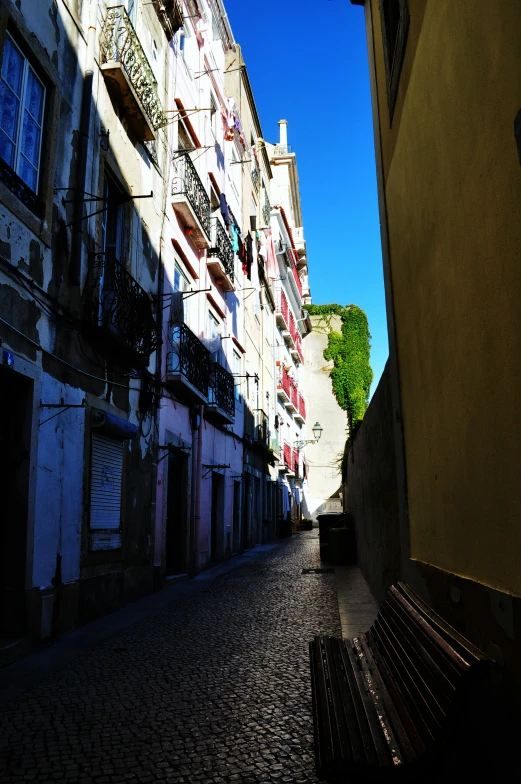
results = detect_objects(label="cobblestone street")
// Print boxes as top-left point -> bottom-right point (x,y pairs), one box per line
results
0,533 -> 341,784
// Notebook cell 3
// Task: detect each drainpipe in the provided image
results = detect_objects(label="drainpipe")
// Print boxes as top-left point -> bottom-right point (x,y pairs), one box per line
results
192,404 -> 204,574
70,0 -> 97,285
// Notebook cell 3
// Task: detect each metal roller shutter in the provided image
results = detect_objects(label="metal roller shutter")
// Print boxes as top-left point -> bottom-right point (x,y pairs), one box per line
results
89,433 -> 123,550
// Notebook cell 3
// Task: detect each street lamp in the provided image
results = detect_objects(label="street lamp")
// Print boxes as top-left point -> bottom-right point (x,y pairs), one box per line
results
294,422 -> 323,450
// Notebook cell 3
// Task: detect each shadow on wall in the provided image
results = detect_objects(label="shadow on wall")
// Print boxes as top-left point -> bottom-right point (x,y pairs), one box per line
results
344,361 -> 401,603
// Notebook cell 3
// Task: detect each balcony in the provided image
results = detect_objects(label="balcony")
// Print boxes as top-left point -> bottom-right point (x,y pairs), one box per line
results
171,153 -> 211,249
100,6 -> 167,142
84,252 -> 159,369
295,394 -> 305,424
283,311 -> 296,349
251,164 -> 260,193
283,443 -> 295,476
153,0 -> 183,40
273,144 -> 293,156
207,219 -> 235,291
276,366 -> 291,403
291,332 -> 303,364
262,191 -> 271,227
275,289 -> 289,331
165,322 -> 210,404
206,361 -> 235,424
286,380 -> 298,414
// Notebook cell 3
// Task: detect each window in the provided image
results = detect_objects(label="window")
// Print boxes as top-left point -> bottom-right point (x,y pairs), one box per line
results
210,93 -> 217,137
101,175 -> 126,262
0,33 -> 45,197
233,349 -> 242,401
89,433 -> 124,551
173,263 -> 192,328
178,118 -> 193,151
380,0 -> 409,120
207,310 -> 221,362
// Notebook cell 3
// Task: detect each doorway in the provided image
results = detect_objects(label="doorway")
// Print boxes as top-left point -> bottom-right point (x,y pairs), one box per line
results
165,450 -> 189,576
210,472 -> 225,562
232,480 -> 241,554
242,472 -> 250,552
0,366 -> 33,641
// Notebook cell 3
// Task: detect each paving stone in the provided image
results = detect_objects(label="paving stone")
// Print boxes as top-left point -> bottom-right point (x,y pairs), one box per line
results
0,534 -> 340,783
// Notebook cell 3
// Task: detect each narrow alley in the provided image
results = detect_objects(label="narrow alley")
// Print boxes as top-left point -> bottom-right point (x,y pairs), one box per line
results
0,534 -> 341,784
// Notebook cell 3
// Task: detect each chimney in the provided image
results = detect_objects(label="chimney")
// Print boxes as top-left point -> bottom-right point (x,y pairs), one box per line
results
278,119 -> 288,147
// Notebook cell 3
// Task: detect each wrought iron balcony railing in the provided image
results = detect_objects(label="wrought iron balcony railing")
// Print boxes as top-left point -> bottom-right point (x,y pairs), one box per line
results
84,251 -> 159,367
208,361 -> 235,420
100,6 -> 167,135
262,190 -> 271,227
172,152 -> 211,242
251,164 -> 260,193
167,322 -> 210,399
208,218 -> 235,287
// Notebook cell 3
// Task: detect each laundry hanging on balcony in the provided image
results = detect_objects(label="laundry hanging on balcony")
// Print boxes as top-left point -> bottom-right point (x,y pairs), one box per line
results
261,228 -> 278,279
219,193 -> 231,227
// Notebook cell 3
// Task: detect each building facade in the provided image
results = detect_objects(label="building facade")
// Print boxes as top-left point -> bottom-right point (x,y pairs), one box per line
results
350,0 -> 521,702
302,315 -> 347,521
0,0 -> 312,657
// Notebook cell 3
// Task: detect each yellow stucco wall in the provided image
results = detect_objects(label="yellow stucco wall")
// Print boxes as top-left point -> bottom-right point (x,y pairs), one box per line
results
374,0 -> 521,595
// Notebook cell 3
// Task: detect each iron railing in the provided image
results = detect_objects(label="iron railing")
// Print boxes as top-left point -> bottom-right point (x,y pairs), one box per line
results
85,251 -> 159,363
209,361 -> 235,418
280,366 -> 291,397
299,394 -> 306,421
262,190 -> 271,227
276,289 -> 289,325
0,157 -> 42,215
251,164 -> 260,193
100,6 -> 167,131
172,152 -> 211,239
283,443 -> 293,471
168,322 -> 210,397
290,379 -> 298,409
209,218 -> 235,283
274,144 -> 292,155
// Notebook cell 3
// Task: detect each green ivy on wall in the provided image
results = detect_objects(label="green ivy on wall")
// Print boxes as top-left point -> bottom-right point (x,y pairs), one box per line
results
306,303 -> 373,428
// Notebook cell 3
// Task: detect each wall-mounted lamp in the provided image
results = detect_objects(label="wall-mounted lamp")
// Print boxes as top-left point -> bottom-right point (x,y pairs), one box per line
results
294,421 -> 323,450
100,127 -> 110,152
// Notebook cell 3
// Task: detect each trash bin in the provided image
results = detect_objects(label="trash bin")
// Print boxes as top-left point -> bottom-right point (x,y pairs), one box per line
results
327,526 -> 356,565
317,512 -> 347,560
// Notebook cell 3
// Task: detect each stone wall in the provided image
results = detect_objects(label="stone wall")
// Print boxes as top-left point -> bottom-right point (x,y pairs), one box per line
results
345,361 -> 400,603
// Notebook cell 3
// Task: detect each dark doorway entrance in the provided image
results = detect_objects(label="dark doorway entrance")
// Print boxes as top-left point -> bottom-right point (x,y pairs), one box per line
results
165,450 -> 189,576
232,480 -> 241,554
242,472 -> 250,552
0,366 -> 32,642
210,472 -> 224,562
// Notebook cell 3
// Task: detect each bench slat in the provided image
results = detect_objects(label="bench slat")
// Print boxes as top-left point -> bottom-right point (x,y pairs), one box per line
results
373,617 -> 439,746
309,637 -> 335,776
353,635 -> 406,768
386,593 -> 462,692
323,636 -> 354,767
389,586 -> 471,674
343,639 -> 392,768
382,599 -> 458,713
329,637 -> 366,766
366,629 -> 428,760
359,633 -> 418,765
396,582 -> 491,673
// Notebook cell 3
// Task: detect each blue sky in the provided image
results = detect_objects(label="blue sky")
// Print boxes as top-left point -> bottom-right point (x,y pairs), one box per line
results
224,0 -> 389,395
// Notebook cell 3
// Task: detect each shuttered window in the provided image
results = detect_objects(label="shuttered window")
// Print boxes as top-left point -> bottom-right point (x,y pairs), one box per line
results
89,433 -> 124,550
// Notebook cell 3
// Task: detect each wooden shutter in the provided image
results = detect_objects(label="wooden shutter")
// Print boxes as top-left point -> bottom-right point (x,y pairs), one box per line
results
90,433 -> 123,550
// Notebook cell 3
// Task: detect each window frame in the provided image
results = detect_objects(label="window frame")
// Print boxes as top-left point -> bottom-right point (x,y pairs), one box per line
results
0,32 -> 46,198
380,0 -> 409,123
0,10 -> 60,244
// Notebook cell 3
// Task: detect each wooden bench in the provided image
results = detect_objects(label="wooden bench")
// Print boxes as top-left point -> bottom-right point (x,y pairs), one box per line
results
309,582 -> 491,781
